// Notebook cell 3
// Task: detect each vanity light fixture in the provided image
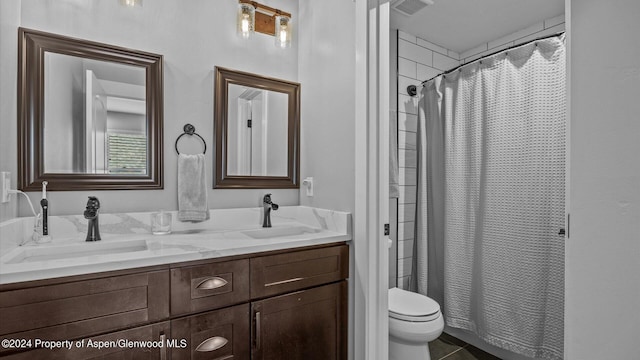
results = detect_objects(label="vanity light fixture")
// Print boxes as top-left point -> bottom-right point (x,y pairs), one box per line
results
274,14 -> 291,48
119,0 -> 142,7
237,0 -> 292,48
237,1 -> 256,39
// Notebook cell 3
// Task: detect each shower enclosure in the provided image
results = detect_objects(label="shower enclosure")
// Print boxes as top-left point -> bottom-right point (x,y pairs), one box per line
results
411,35 -> 566,360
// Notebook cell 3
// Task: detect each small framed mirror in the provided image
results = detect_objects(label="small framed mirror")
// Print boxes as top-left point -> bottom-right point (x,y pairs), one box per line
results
214,67 -> 300,189
18,28 -> 163,191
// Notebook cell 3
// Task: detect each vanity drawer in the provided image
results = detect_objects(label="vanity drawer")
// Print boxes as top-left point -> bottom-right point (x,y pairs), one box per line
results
250,244 -> 349,299
171,303 -> 250,360
0,270 -> 169,355
171,259 -> 250,315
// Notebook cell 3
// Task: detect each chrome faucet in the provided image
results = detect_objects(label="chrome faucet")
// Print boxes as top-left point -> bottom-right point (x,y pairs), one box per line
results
84,196 -> 101,241
262,194 -> 279,228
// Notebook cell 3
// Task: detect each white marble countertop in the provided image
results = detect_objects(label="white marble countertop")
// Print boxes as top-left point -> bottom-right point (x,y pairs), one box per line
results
0,206 -> 351,285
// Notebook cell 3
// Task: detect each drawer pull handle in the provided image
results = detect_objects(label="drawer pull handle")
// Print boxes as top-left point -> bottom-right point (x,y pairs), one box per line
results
160,333 -> 167,360
195,336 -> 228,352
196,277 -> 228,290
265,277 -> 303,287
255,311 -> 262,350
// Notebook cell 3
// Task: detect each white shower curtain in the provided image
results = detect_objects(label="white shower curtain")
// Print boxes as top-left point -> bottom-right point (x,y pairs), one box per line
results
413,35 -> 566,360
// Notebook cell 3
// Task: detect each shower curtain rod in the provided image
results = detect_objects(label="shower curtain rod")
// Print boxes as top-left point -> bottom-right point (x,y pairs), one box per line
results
420,32 -> 565,86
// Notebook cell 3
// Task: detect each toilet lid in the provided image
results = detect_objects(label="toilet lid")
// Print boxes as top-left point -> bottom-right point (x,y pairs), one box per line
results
389,287 -> 441,322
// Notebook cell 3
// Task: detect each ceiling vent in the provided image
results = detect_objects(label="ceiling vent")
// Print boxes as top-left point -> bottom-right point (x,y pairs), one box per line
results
391,0 -> 434,16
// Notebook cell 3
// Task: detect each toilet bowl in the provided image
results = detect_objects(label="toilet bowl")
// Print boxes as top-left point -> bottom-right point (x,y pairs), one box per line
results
388,287 -> 444,360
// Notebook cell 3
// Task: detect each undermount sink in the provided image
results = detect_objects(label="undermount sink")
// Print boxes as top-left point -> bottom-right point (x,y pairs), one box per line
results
242,225 -> 321,239
2,239 -> 149,264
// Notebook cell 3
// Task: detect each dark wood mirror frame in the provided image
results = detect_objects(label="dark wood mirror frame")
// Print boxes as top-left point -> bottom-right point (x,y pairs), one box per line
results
214,67 -> 300,189
18,28 -> 163,191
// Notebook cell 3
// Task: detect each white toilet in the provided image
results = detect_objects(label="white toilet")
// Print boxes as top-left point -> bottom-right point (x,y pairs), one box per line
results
388,287 -> 444,360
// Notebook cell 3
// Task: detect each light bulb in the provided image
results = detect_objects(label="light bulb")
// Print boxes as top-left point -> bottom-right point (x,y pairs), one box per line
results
279,27 -> 287,46
242,15 -> 250,35
119,0 -> 142,7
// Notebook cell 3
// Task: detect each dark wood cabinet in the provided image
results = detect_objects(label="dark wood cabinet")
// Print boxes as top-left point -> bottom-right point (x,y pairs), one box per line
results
251,281 -> 347,360
2,321 -> 171,360
0,243 -> 349,359
171,303 -> 250,360
0,270 -> 169,356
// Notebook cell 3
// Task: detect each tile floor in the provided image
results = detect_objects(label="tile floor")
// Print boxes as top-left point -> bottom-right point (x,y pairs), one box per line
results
429,333 -> 502,360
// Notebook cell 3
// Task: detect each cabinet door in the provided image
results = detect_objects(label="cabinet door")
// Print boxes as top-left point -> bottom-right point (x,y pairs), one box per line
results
171,303 -> 250,360
2,321 -> 170,359
252,281 -> 347,360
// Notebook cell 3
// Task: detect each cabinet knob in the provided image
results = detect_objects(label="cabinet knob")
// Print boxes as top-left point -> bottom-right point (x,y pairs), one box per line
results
195,276 -> 228,290
195,336 -> 228,352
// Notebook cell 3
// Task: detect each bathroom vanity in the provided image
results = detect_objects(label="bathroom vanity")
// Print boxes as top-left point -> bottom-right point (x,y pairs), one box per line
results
0,207 -> 351,360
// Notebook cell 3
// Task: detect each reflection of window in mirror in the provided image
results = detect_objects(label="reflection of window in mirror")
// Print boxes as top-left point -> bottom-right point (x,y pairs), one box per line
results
43,53 -> 147,175
106,131 -> 146,174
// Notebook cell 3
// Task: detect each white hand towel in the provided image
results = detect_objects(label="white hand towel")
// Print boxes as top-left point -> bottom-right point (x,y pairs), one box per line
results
177,154 -> 210,222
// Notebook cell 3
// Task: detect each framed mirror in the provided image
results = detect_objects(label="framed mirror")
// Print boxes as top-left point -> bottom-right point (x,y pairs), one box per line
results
214,67 -> 300,189
18,28 -> 163,191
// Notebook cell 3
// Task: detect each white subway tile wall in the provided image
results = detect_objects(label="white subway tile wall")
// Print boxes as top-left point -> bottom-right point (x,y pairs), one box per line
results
398,131 -> 416,150
399,40 -> 434,66
394,16 -> 565,289
398,58 -> 417,78
416,64 -> 441,84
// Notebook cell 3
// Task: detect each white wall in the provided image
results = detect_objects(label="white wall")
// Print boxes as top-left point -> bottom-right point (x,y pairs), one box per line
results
297,6 -> 392,360
565,0 -> 640,358
5,0 -> 300,216
459,15 -> 566,63
389,28 -> 398,287
297,0 -> 355,214
0,0 -> 20,222
297,1 -> 357,359
393,15 -> 566,289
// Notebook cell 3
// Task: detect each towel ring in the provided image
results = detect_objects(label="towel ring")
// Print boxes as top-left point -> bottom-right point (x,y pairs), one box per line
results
175,124 -> 207,155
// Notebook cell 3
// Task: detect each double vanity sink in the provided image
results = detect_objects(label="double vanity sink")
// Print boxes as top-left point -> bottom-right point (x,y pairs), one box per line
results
0,206 -> 351,359
4,225 -> 320,264
0,206 -> 351,284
